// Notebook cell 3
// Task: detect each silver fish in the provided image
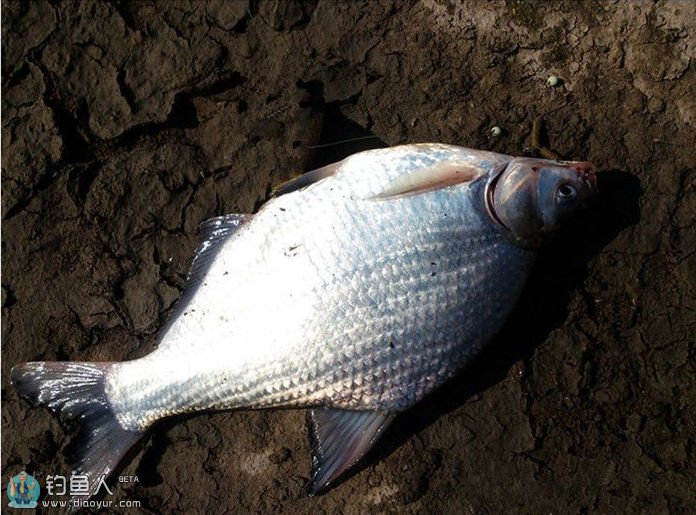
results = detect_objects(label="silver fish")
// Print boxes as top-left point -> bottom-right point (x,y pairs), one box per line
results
11,143 -> 597,497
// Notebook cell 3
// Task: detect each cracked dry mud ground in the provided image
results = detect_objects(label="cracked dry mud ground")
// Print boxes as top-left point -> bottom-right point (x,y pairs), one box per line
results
2,1 -> 695,513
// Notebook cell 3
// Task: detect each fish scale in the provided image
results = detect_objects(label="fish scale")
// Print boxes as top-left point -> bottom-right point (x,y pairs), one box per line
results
12,143 -> 597,497
132,199 -> 509,414
110,179 -> 529,424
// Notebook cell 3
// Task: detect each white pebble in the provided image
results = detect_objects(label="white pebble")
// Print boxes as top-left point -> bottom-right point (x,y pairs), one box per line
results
547,75 -> 560,87
490,126 -> 502,137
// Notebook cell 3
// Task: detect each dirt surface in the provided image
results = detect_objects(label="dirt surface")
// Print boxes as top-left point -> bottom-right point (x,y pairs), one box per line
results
2,1 -> 695,513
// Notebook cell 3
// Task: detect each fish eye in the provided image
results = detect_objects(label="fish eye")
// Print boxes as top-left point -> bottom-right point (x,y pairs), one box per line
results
556,183 -> 577,201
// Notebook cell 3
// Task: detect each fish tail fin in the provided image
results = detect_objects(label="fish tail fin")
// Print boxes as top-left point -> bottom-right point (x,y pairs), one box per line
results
11,362 -> 142,499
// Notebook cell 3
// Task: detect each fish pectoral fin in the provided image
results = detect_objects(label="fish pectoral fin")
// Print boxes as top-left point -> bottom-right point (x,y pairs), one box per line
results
305,408 -> 395,494
373,160 -> 488,199
272,161 -> 344,197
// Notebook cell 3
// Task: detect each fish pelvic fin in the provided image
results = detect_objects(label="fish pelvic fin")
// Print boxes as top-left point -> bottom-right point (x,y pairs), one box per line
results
11,362 -> 142,501
305,408 -> 395,494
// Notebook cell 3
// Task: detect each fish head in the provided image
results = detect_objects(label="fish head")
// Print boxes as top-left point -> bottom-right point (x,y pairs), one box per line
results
487,157 -> 597,246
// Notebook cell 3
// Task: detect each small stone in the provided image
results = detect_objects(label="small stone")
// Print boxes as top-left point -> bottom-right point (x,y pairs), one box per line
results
547,75 -> 560,87
490,126 -> 503,137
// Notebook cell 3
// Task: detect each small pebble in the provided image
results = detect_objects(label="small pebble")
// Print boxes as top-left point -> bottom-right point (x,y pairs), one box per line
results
490,126 -> 502,137
547,75 -> 560,87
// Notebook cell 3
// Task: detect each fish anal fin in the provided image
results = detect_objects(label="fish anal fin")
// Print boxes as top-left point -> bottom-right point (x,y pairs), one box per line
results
305,408 -> 395,494
373,160 -> 487,199
198,214 -> 250,242
272,161 -> 343,197
160,213 -> 251,340
187,213 -> 251,295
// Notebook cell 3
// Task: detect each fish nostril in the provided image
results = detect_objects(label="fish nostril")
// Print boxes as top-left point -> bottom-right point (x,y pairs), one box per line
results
572,162 -> 598,190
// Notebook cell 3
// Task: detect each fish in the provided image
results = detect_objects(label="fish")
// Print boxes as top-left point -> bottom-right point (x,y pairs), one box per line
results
11,143 -> 597,498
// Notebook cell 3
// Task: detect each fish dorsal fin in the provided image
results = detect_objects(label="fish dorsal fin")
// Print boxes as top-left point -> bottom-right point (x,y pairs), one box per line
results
374,160 -> 488,199
272,161 -> 343,197
159,214 -> 250,340
305,408 -> 395,494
